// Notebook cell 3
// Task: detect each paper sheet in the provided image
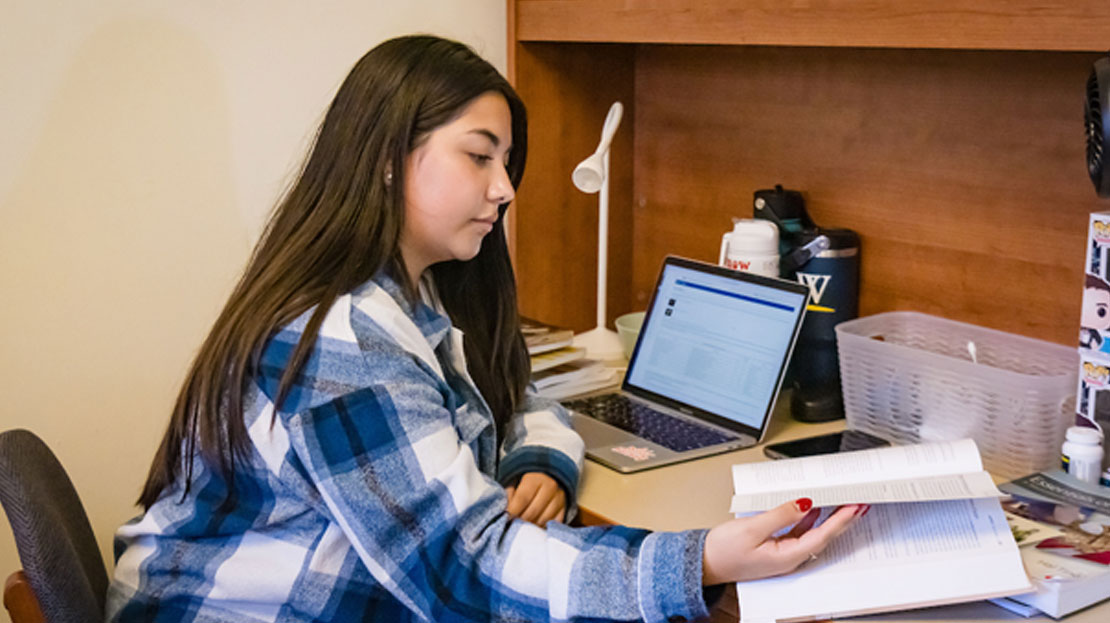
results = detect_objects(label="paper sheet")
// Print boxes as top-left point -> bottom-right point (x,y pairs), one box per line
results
730,471 -> 1001,513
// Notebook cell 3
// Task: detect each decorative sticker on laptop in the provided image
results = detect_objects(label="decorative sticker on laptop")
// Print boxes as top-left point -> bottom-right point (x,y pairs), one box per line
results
610,445 -> 656,462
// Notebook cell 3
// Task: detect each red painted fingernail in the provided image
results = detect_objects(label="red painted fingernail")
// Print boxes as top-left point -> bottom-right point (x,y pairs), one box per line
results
863,505 -> 871,516
795,497 -> 813,512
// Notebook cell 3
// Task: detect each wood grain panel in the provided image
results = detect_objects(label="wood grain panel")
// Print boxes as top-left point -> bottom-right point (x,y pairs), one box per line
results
515,0 -> 1110,52
509,42 -> 636,331
632,45 -> 1103,345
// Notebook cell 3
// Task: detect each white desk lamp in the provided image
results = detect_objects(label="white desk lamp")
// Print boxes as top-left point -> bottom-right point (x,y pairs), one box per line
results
572,101 -> 625,360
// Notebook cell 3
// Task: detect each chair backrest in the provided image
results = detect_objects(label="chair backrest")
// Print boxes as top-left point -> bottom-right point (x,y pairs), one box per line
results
0,429 -> 107,623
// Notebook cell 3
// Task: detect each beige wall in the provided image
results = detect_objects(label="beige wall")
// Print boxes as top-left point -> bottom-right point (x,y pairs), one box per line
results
0,1 -> 506,615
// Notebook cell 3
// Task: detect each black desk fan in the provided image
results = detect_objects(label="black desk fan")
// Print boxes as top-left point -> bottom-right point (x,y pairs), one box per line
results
1088,53 -> 1110,197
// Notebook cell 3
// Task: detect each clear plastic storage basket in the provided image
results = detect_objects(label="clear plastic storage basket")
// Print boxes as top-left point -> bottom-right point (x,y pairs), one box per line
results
835,311 -> 1077,480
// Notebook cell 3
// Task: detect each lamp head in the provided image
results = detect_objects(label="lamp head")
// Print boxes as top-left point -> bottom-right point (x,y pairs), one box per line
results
572,153 -> 605,193
571,101 -> 623,194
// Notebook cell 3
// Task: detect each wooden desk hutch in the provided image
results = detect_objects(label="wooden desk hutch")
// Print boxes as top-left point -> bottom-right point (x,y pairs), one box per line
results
505,0 -> 1110,347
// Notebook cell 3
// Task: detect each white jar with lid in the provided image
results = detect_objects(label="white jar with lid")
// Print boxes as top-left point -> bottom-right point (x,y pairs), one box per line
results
719,218 -> 780,278
1061,426 -> 1104,484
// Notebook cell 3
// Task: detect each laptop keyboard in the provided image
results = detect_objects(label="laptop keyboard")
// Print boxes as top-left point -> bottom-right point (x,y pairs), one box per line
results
563,394 -> 739,452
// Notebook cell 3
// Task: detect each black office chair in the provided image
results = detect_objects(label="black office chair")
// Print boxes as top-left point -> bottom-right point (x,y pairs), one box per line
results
0,429 -> 107,623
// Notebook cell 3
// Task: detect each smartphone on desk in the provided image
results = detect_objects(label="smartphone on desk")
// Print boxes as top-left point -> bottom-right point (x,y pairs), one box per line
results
763,430 -> 891,460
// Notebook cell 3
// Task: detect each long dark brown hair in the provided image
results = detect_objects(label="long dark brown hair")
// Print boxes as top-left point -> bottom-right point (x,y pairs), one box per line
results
140,35 -> 530,509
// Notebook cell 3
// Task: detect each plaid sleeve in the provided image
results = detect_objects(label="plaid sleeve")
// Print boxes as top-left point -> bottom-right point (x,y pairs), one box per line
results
497,390 -> 585,514
281,352 -> 711,623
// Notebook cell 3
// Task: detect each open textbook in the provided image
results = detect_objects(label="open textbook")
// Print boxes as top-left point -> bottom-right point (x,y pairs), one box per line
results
731,439 -> 1031,622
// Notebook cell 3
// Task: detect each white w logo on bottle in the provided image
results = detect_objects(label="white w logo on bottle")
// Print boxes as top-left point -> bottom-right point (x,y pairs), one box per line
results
797,273 -> 834,312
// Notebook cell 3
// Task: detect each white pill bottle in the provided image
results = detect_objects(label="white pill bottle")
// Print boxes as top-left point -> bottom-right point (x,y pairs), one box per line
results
1061,426 -> 1104,484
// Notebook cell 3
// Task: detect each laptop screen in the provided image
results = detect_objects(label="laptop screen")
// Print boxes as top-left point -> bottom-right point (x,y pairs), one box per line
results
624,257 -> 809,433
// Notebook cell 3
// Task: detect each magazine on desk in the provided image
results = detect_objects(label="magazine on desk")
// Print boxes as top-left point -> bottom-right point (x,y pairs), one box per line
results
993,470 -> 1110,618
730,439 -> 1030,623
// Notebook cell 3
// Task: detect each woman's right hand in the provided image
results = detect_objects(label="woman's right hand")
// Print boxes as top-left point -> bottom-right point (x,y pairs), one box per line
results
702,498 -> 867,585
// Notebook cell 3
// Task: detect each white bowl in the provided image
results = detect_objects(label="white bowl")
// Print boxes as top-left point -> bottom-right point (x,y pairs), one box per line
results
615,311 -> 646,359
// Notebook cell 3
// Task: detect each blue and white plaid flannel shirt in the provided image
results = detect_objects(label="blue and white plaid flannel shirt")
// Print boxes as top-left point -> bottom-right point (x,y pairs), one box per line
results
107,273 -> 714,622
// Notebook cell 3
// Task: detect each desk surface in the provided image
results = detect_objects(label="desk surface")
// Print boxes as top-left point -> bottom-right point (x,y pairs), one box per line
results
573,397 -> 1108,622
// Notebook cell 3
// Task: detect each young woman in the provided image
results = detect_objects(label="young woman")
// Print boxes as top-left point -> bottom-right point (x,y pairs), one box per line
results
107,35 -> 863,622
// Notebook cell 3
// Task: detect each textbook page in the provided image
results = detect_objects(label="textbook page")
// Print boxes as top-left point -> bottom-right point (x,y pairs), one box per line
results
736,498 -> 1031,622
729,471 -> 999,513
730,439 -> 998,513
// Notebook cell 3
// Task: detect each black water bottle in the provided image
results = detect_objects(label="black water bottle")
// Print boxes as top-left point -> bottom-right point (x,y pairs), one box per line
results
753,184 -> 814,260
789,228 -> 860,422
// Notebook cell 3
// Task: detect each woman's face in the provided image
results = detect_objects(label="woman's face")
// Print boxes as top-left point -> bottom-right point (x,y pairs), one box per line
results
400,91 -> 515,280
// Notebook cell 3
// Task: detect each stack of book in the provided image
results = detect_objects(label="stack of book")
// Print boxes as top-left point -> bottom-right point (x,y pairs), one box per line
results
522,317 -> 620,400
992,470 -> 1110,618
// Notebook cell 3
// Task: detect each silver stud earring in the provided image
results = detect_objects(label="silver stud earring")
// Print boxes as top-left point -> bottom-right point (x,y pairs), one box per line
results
385,171 -> 393,185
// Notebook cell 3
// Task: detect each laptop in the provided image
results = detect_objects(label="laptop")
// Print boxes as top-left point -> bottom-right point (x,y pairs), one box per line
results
563,255 -> 809,473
